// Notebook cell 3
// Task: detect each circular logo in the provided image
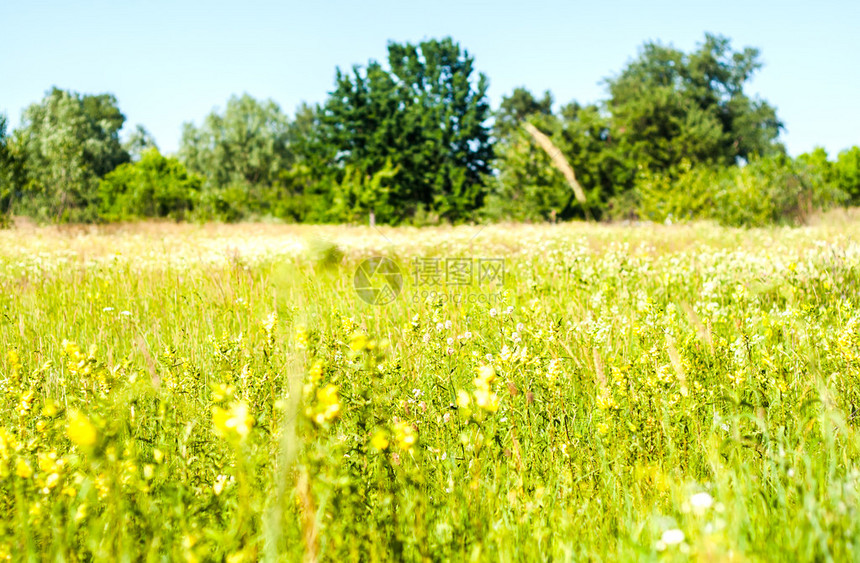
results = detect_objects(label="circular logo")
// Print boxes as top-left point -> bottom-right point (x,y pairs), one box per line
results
353,257 -> 403,305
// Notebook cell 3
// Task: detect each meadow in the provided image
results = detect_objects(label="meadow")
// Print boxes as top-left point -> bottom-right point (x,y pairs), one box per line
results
2,214 -> 860,561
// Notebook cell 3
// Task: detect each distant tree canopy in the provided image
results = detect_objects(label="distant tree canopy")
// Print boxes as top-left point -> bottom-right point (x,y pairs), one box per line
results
487,34 -> 792,222
11,87 -> 129,221
124,125 -> 159,162
315,37 -> 494,222
1,34 -> 856,227
605,33 -> 784,170
493,87 -> 554,140
179,94 -> 294,190
98,148 -> 201,221
487,90 -> 634,221
0,114 -> 13,218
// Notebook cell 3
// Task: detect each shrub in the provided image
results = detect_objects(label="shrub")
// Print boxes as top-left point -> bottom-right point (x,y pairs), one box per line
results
98,148 -> 201,221
634,155 -> 848,227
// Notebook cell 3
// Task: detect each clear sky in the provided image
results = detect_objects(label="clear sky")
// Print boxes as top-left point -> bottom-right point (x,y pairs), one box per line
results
1,0 -> 857,156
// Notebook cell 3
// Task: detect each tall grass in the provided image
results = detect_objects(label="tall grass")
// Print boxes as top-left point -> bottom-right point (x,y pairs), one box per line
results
1,219 -> 860,560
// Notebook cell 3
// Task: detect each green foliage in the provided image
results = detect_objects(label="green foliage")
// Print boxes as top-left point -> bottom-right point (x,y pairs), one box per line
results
606,33 -> 784,171
634,160 -> 716,223
0,36 -> 853,227
98,148 -> 202,221
123,124 -> 158,162
493,87 -> 554,139
327,160 -> 400,223
317,37 -> 493,223
636,154 -> 848,227
834,147 -> 860,203
484,125 -> 572,222
13,87 -> 129,222
180,94 -> 294,191
487,90 -> 636,221
0,114 -> 12,226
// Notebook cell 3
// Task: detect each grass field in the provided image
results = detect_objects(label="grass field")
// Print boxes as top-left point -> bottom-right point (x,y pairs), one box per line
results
3,215 -> 860,561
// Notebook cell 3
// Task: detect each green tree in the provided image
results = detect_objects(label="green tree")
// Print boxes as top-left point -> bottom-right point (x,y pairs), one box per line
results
834,146 -> 860,203
318,37 -> 493,222
0,114 -> 12,222
179,94 -> 293,191
493,87 -> 554,139
606,33 -> 784,171
487,88 -> 636,220
98,148 -> 202,221
124,124 -> 159,162
796,146 -> 860,204
14,87 -> 129,221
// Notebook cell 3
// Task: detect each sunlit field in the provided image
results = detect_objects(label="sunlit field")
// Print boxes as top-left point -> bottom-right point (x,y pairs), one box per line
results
3,214 -> 860,561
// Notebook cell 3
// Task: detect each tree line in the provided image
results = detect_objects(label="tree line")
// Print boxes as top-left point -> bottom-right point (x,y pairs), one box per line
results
1,34 -> 858,227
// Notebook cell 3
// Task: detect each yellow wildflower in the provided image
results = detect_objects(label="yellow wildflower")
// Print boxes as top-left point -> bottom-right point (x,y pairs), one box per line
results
212,401 -> 254,441
38,451 -> 59,473
74,503 -> 88,523
546,358 -> 563,380
263,311 -> 278,334
371,430 -> 389,450
456,390 -> 471,409
308,360 -> 324,385
67,410 -> 97,447
349,331 -> 369,352
475,364 -> 496,387
392,421 -> 417,451
15,458 -> 33,479
311,384 -> 341,425
295,326 -> 309,350
6,350 -> 21,380
473,388 -> 500,413
42,400 -> 59,417
16,390 -> 36,417
210,383 -> 235,403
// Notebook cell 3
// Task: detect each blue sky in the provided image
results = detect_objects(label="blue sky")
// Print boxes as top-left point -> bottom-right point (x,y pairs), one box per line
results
1,0 -> 857,156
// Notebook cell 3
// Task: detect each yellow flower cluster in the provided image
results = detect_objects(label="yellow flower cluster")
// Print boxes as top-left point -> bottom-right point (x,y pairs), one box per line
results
306,384 -> 341,425
472,365 -> 500,413
212,401 -> 254,442
546,358 -> 563,381
62,340 -> 92,377
295,326 -> 309,350
392,421 -> 417,451
371,430 -> 390,450
262,311 -> 278,335
5,350 -> 21,382
67,410 -> 97,447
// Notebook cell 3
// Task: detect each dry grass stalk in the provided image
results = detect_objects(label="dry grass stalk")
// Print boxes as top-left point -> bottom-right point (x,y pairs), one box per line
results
522,122 -> 587,204
297,471 -> 319,563
593,347 -> 607,389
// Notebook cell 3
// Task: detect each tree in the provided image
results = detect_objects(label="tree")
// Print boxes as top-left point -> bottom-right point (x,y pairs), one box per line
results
0,114 -> 12,221
14,87 -> 129,221
98,148 -> 202,221
487,88 -> 636,220
318,37 -> 493,222
834,146 -> 860,203
796,146 -> 860,205
493,87 -> 553,139
605,33 -> 784,171
179,94 -> 293,191
124,125 -> 159,162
